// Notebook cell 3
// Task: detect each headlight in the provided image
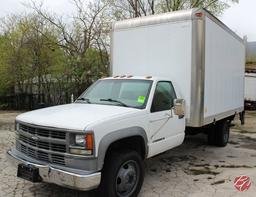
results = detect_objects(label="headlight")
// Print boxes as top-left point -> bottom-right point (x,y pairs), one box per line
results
70,133 -> 94,155
75,135 -> 86,147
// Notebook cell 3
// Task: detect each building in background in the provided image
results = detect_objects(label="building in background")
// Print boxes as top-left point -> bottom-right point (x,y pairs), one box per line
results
245,41 -> 256,110
246,41 -> 256,72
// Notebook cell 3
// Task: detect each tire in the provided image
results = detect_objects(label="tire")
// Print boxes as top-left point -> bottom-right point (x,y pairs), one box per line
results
99,150 -> 144,197
215,120 -> 230,147
207,124 -> 216,145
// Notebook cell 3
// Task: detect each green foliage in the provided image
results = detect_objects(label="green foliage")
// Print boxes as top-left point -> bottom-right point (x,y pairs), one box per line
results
0,36 -> 12,94
0,11 -> 109,106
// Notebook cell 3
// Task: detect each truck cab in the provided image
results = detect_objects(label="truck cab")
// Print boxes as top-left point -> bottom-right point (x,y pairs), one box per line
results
79,76 -> 186,158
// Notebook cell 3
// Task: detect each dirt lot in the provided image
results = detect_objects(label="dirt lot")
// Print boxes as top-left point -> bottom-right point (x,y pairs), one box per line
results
0,110 -> 256,197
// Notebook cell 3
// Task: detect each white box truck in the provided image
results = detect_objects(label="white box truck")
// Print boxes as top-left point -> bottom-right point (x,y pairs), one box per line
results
7,8 -> 245,197
245,72 -> 256,110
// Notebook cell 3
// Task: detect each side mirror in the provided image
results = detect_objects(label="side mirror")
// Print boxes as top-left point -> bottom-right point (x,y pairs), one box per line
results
173,99 -> 185,118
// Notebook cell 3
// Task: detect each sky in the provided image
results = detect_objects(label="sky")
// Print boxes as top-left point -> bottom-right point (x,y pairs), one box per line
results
0,0 -> 255,41
220,0 -> 256,42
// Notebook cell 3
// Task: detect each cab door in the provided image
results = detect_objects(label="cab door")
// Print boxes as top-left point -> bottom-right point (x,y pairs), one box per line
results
148,81 -> 185,157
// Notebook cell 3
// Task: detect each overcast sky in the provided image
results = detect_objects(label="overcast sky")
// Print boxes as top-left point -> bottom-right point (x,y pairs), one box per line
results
0,0 -> 255,41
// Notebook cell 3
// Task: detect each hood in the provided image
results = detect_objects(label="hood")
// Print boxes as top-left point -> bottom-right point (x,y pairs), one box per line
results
16,103 -> 140,130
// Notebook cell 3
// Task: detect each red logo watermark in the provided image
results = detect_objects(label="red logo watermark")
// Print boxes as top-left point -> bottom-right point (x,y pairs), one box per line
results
234,175 -> 252,192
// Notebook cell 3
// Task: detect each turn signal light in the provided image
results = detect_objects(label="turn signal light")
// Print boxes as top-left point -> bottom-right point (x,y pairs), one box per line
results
86,133 -> 94,150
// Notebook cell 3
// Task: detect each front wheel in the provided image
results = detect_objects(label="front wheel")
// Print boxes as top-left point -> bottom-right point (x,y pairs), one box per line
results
99,150 -> 144,197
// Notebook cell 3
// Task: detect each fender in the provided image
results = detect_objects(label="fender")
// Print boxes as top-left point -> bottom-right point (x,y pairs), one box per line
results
97,126 -> 148,170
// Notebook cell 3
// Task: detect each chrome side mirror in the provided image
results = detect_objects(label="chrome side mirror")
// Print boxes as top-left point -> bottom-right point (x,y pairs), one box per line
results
174,99 -> 185,118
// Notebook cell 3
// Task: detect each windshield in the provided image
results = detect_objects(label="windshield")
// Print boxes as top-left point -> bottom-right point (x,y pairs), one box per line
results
76,79 -> 153,109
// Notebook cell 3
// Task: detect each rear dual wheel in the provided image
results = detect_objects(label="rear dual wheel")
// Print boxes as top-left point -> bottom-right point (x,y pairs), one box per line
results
207,120 -> 230,147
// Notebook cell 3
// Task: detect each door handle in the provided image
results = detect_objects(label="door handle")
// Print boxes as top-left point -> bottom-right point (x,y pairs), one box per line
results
165,109 -> 173,118
149,112 -> 172,123
165,113 -> 172,118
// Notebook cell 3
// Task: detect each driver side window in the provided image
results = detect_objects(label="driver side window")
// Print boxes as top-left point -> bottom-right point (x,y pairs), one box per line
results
151,81 -> 176,113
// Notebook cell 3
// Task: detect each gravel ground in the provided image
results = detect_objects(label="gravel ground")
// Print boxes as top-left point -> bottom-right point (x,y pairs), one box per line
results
0,110 -> 256,197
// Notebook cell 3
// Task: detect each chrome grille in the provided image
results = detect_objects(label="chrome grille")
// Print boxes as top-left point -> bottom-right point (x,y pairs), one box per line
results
52,154 -> 65,165
18,135 -> 66,153
19,124 -> 66,139
38,151 -> 49,162
17,143 -> 65,165
16,123 -> 67,166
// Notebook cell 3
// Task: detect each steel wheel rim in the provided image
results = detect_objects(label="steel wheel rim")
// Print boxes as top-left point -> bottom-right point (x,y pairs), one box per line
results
115,160 -> 139,197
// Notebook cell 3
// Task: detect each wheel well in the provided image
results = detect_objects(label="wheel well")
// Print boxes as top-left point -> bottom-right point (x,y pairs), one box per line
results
105,136 -> 146,161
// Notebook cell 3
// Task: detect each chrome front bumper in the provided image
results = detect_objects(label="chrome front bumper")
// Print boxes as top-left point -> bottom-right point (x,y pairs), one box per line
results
7,149 -> 101,191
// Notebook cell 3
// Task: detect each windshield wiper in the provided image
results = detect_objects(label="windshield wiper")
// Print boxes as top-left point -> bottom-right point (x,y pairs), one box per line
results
76,98 -> 91,103
100,98 -> 129,107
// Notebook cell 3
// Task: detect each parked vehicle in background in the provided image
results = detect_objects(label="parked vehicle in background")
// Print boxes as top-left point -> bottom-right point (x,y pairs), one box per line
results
7,8 -> 245,197
245,72 -> 256,110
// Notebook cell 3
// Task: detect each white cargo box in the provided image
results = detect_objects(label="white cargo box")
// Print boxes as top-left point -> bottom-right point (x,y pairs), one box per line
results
245,73 -> 256,101
111,9 -> 245,127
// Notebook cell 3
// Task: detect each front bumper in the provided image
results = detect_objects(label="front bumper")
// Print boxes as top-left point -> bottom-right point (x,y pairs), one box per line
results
7,149 -> 101,191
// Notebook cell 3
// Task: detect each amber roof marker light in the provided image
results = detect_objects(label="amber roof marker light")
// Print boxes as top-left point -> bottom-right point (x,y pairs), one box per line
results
195,12 -> 203,18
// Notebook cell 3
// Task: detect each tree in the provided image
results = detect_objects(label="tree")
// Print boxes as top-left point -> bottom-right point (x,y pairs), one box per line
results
0,35 -> 13,95
108,0 -> 239,19
30,0 -> 110,95
0,16 -> 34,95
0,0 -> 111,107
0,14 -> 67,104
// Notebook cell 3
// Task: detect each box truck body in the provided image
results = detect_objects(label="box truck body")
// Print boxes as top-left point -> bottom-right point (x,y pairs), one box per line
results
245,72 -> 256,109
111,8 -> 245,127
